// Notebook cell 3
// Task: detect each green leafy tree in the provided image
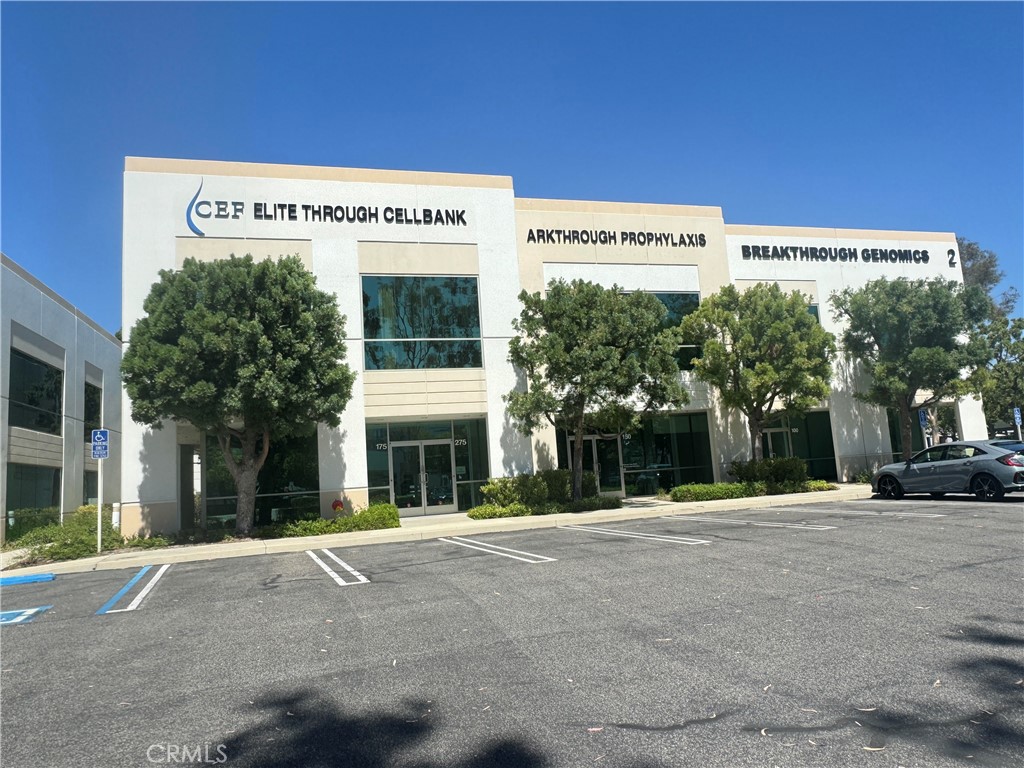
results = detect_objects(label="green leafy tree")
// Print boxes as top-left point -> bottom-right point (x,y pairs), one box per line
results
830,277 -> 990,460
505,279 -> 687,500
121,255 -> 355,536
957,236 -> 1020,317
975,316 -> 1024,432
680,283 -> 836,461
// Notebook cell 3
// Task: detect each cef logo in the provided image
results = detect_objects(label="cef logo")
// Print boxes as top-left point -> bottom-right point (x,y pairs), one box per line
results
186,179 -> 245,237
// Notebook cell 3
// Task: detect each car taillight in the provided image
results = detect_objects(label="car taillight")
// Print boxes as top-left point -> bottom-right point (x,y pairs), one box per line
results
996,453 -> 1024,467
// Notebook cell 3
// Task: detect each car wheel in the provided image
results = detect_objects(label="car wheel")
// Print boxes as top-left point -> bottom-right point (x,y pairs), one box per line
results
878,475 -> 904,500
929,492 -> 946,499
971,474 -> 1005,501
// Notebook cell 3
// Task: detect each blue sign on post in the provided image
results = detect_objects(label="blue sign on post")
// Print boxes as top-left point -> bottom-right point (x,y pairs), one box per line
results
91,429 -> 109,460
918,410 -> 928,428
1015,407 -> 1022,427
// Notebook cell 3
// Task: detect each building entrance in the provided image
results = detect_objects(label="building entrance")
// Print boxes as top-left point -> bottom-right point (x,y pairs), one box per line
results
569,436 -> 624,495
390,440 -> 457,515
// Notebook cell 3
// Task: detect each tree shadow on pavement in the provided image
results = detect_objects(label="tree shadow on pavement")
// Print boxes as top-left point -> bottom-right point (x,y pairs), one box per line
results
219,689 -> 549,768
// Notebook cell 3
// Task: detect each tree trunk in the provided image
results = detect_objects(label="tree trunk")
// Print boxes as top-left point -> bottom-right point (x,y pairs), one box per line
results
748,413 -> 764,461
572,412 -> 586,502
217,428 -> 271,537
898,399 -> 914,461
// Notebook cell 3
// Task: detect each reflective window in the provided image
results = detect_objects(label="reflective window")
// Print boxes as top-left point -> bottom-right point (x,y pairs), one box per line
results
8,349 -> 63,435
362,276 -> 482,369
911,446 -> 948,464
84,382 -> 102,442
205,431 -> 320,528
648,292 -> 701,370
5,463 -> 61,539
808,304 -> 820,322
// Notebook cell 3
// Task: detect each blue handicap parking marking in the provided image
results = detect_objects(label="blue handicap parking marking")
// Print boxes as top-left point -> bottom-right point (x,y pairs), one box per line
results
0,573 -> 56,587
0,606 -> 53,625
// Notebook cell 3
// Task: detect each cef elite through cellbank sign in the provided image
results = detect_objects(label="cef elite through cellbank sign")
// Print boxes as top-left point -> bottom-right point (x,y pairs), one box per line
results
185,179 -> 467,237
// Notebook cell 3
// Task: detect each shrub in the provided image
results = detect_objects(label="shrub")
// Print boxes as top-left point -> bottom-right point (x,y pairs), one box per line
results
17,506 -> 124,564
536,469 -> 572,503
257,502 -> 400,538
481,474 -> 550,506
4,506 -> 60,544
804,480 -> 839,492
560,496 -> 622,513
851,469 -> 873,484
730,457 -> 808,484
529,502 -> 563,516
466,503 -> 532,520
122,535 -> 172,549
670,482 -> 766,502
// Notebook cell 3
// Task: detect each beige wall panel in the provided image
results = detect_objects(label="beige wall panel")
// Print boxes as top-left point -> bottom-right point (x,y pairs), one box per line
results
515,197 -> 721,218
363,381 -> 430,396
8,429 -> 63,465
425,379 -> 487,394
426,402 -> 485,418
726,224 -> 955,242
176,238 -> 313,270
365,393 -> 429,408
426,391 -> 488,405
363,369 -> 487,385
119,501 -> 177,537
358,242 -> 479,275
127,157 -> 513,189
322,488 -> 369,517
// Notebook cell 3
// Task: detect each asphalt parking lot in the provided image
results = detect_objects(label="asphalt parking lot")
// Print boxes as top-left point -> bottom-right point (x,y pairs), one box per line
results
2,497 -> 1022,768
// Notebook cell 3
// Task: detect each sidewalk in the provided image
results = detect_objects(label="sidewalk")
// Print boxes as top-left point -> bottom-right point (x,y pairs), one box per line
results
1,485 -> 873,577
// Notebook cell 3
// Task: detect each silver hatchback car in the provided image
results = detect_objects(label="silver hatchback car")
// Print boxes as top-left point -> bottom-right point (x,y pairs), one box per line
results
871,440 -> 1024,501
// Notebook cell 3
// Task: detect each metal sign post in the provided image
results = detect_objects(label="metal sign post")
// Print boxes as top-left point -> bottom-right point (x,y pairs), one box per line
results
918,409 -> 930,448
92,429 -> 110,553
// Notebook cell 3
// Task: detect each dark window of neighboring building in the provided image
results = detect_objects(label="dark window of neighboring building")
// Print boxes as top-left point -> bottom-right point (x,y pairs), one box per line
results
84,382 -> 102,441
362,276 -> 482,369
8,348 -> 63,435
649,292 -> 701,370
5,463 -> 61,539
808,304 -> 820,322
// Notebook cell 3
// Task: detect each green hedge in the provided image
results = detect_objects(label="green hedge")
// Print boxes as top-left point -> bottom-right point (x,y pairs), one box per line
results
669,479 -> 838,502
466,495 -> 622,519
481,470 -> 599,506
257,502 -> 400,538
730,457 -> 808,484
15,506 -> 124,564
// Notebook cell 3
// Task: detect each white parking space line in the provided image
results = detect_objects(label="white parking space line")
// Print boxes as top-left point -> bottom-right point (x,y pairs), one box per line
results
320,549 -> 370,584
559,524 -> 711,545
439,537 -> 556,564
306,550 -> 368,586
103,564 -> 172,614
769,506 -> 947,519
664,515 -> 836,530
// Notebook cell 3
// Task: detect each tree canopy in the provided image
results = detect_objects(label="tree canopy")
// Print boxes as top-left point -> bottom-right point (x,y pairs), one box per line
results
974,315 -> 1024,432
957,236 -> 1019,318
505,279 -> 687,500
121,255 -> 355,535
830,277 -> 990,460
679,283 -> 836,461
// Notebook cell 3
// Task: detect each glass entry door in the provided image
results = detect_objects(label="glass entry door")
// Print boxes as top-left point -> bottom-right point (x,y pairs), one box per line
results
763,429 -> 793,459
390,440 -> 457,515
569,437 -> 624,495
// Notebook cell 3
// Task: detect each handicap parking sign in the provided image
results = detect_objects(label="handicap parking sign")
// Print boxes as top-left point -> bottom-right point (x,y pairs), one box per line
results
1015,407 -> 1022,426
918,410 -> 928,428
92,444 -> 109,460
91,429 -> 109,444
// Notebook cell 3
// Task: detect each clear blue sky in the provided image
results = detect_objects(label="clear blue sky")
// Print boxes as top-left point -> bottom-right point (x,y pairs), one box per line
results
3,2 -> 1021,333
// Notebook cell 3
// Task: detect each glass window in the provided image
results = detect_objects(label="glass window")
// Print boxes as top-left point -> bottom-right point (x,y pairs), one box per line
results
84,382 -> 102,442
647,292 -> 701,371
5,463 -> 61,539
204,431 -> 321,527
8,349 -> 63,435
362,276 -> 482,369
912,446 -> 948,464
808,304 -> 820,322
366,425 -> 391,490
84,470 -> 98,505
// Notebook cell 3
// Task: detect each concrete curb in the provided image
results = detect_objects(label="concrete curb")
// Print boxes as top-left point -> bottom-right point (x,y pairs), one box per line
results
2,486 -> 874,576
